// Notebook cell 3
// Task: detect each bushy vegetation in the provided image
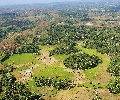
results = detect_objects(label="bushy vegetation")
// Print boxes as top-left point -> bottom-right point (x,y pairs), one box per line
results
35,76 -> 72,90
64,52 -> 102,70
107,78 -> 120,94
39,24 -> 82,45
83,28 -> 120,55
107,55 -> 120,76
92,91 -> 102,100
49,44 -> 79,56
39,23 -> 120,57
14,44 -> 40,54
14,34 -> 40,54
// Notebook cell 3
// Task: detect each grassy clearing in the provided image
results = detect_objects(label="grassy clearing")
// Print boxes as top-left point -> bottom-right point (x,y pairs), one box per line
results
76,46 -> 111,80
26,81 -> 38,93
33,63 -> 74,80
76,46 -> 102,57
41,45 -> 55,51
53,54 -> 69,61
76,46 -> 110,61
32,61 -> 47,74
15,66 -> 28,71
2,53 -> 38,65
83,66 -> 100,79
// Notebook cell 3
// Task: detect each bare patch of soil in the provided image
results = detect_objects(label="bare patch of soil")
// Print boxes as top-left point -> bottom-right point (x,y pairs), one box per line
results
14,64 -> 40,82
38,50 -> 57,65
19,69 -> 33,77
97,89 -> 120,100
51,87 -> 120,100
86,22 -> 93,26
16,77 -> 33,83
12,71 -> 22,79
51,87 -> 94,100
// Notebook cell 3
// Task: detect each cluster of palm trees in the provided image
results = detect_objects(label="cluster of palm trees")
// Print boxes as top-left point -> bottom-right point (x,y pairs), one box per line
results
39,23 -> 120,57
34,76 -> 71,90
107,54 -> 120,76
14,44 -> 40,54
0,67 -> 42,100
92,90 -> 102,100
107,78 -> 120,94
64,52 -> 102,70
83,27 -> 120,55
14,34 -> 40,54
49,44 -> 79,56
39,24 -> 84,45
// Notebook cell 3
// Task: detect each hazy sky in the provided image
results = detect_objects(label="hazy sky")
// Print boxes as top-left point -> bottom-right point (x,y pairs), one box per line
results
0,0 -> 115,6
0,0 -> 75,5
